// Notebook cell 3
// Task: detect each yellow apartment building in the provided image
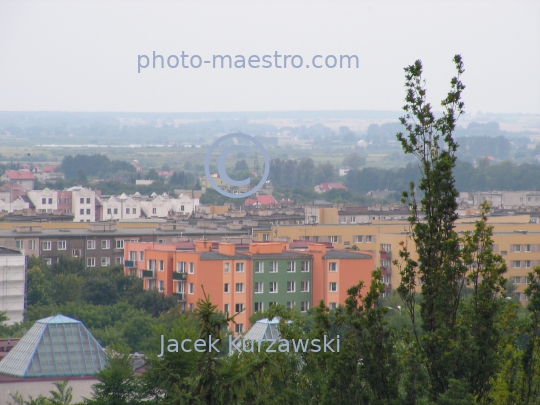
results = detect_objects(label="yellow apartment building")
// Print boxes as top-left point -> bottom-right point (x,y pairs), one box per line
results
253,215 -> 540,303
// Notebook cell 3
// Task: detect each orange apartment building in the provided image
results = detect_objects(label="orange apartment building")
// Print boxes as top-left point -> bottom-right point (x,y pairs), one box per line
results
124,240 -> 375,332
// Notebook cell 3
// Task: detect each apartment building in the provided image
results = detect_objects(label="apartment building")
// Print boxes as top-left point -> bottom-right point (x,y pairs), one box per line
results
124,240 -> 375,332
253,215 -> 540,303
0,247 -> 26,325
27,188 -> 58,213
462,191 -> 540,209
101,194 -> 141,220
72,188 -> 98,222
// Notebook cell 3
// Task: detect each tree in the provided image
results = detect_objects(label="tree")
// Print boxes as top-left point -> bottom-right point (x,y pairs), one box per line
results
343,152 -> 365,169
145,169 -> 159,181
396,55 -> 510,401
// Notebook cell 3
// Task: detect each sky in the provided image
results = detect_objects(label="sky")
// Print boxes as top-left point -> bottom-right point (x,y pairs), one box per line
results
0,0 -> 539,114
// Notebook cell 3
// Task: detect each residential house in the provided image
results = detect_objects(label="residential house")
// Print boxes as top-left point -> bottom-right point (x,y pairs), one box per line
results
0,170 -> 35,190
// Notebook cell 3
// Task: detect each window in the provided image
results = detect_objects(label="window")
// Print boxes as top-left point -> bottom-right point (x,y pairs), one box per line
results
287,261 -> 296,272
350,216 -> 356,223
80,197 -> 84,204
159,260 -> 164,271
254,302 -> 263,312
107,208 -> 112,215
189,263 -> 194,274
512,276 -> 521,284
181,205 -> 185,211
224,283 -> 229,293
287,281 -> 296,292
132,208 -> 137,214
188,303 -> 194,311
57,241 -> 66,250
263,233 -> 269,241
301,301 -> 310,312
269,281 -> 278,293
43,241 -> 52,251
329,262 -> 337,272
340,217 -> 347,224
254,282 -> 263,293
139,251 -> 144,261
382,275 -> 391,285
300,281 -> 310,292
355,235 -> 363,243
329,302 -> 337,310
101,257 -> 110,267
254,262 -> 264,273
381,259 -> 391,268
235,324 -> 243,333
28,240 -> 36,250
269,261 -> 278,273
72,249 -> 81,257
87,240 -> 96,250
235,283 -> 244,293
87,257 -> 95,267
80,209 -> 84,215
115,257 -> 124,264
224,262 -> 230,273
15,240 -> 24,250
330,236 -> 338,243
513,261 -> 521,268
513,244 -> 521,252
177,262 -> 186,272
381,243 -> 391,252
524,244 -> 531,252
86,209 -> 91,215
85,197 -> 89,204
152,208 -> 157,214
126,208 -> 130,214
286,301 -> 295,309
269,302 -> 277,307
45,258 -> 53,266
101,240 -> 110,249
159,280 -> 164,292
366,235 -> 373,242
301,261 -> 310,272
148,259 -> 156,270
524,277 -> 531,284
64,198 -> 70,204
48,198 -> 52,204
525,260 -> 531,268
129,251 -> 137,261
224,304 -> 230,313
235,303 -> 244,313
501,251 -> 507,256
176,281 -> 185,293
329,282 -> 337,292
236,263 -> 244,273
189,283 -> 194,294
116,240 -> 124,249
523,294 -> 530,301
113,208 -> 118,215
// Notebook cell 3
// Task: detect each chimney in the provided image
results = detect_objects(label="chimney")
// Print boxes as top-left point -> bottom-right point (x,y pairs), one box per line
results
218,243 -> 236,256
195,240 -> 212,252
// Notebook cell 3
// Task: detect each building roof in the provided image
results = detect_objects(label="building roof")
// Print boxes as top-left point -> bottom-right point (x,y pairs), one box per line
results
243,318 -> 283,342
200,251 -> 248,260
316,183 -> 348,192
322,250 -> 372,259
0,314 -> 107,378
0,182 -> 28,192
248,251 -> 312,260
244,195 -> 277,206
2,170 -> 36,180
0,246 -> 23,256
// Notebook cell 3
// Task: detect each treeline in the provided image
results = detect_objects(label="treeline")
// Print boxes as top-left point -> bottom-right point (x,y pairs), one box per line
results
269,157 -> 335,187
2,256 -> 179,352
345,160 -> 540,193
61,154 -> 136,179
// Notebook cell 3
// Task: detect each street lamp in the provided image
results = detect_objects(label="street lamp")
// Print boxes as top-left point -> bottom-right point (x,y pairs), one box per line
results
387,306 -> 401,315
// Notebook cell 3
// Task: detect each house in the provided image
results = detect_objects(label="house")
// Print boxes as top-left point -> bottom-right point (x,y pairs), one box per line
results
0,183 -> 28,205
101,194 -> 141,220
27,188 -> 58,213
0,170 -> 35,190
339,166 -> 352,177
244,195 -> 277,206
314,183 -> 348,193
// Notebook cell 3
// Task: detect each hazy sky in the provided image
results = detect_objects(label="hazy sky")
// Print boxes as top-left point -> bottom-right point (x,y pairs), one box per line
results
0,0 -> 539,114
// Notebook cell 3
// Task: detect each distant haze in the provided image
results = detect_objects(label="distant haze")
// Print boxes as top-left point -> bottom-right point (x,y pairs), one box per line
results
0,0 -> 539,114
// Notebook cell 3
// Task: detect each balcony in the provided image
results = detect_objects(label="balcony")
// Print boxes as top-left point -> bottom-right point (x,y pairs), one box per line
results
173,272 -> 187,281
380,251 -> 391,260
384,283 -> 392,292
173,292 -> 185,301
381,267 -> 389,276
125,260 -> 136,268
142,270 -> 155,278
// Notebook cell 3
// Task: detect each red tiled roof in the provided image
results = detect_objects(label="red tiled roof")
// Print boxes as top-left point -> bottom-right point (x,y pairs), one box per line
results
0,182 -> 28,191
43,166 -> 56,172
244,195 -> 277,206
2,170 -> 35,180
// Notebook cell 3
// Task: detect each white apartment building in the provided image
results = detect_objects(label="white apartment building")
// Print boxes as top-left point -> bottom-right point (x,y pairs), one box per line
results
171,193 -> 199,214
139,193 -> 199,218
0,196 -> 30,213
0,247 -> 26,325
71,188 -> 97,222
101,194 -> 141,220
27,188 -> 58,213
